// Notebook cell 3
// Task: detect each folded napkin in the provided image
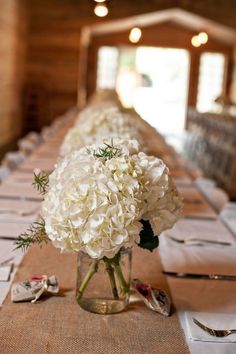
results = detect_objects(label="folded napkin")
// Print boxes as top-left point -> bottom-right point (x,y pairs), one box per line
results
220,203 -> 236,236
0,222 -> 31,238
185,312 -> 236,343
164,218 -> 235,245
178,186 -> 217,219
0,213 -> 38,224
0,265 -> 12,282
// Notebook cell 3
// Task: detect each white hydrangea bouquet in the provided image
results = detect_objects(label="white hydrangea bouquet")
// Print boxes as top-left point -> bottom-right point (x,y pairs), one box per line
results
60,106 -> 144,157
16,139 -> 182,314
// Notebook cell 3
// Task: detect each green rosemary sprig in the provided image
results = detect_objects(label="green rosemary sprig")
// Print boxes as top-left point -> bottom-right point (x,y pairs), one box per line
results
15,219 -> 49,251
32,171 -> 50,195
93,140 -> 122,160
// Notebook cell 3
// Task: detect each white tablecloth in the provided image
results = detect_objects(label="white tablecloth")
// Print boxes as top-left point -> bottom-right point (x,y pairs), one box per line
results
159,218 -> 236,354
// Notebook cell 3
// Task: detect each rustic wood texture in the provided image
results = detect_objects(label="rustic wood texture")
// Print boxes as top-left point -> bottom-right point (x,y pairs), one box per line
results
0,0 -> 236,135
24,0 -> 236,129
231,48 -> 236,103
0,0 -> 27,148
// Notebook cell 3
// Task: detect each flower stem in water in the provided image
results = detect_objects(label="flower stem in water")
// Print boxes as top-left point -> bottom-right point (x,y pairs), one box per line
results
105,263 -> 119,300
77,259 -> 98,300
113,262 -> 129,295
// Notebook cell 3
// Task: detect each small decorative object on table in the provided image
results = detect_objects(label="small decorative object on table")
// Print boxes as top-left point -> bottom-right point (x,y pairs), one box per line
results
11,275 -> 59,303
16,139 -> 182,314
132,278 -> 171,316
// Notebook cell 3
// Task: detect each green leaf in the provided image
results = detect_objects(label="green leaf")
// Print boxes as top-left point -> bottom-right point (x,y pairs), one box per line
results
92,139 -> 122,160
138,219 -> 159,252
32,171 -> 50,195
15,219 -> 49,251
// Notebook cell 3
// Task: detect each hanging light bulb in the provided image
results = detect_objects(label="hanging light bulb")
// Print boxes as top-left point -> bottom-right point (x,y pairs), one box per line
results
191,35 -> 201,47
198,32 -> 208,44
94,0 -> 106,2
94,3 -> 109,17
129,27 -> 142,44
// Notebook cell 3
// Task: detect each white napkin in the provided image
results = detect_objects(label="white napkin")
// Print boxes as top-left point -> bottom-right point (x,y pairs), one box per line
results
163,218 -> 236,245
0,222 -> 31,238
0,265 -> 12,281
220,203 -> 236,236
0,182 -> 42,200
20,158 -> 56,172
178,186 -> 217,219
185,312 -> 236,343
0,198 -> 40,223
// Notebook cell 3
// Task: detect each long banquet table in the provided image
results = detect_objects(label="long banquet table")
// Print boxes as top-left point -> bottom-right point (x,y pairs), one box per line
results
0,111 -> 236,354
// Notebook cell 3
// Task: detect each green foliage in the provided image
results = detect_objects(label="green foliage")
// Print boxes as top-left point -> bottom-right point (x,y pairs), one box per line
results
93,140 -> 122,160
15,219 -> 49,251
32,171 -> 50,195
138,219 -> 159,252
103,252 -> 121,265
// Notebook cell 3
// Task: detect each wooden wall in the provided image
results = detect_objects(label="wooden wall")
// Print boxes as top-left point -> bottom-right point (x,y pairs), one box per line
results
23,0 -> 236,129
231,48 -> 236,103
0,0 -> 235,154
0,0 -> 27,149
24,0 -> 175,130
178,0 -> 236,30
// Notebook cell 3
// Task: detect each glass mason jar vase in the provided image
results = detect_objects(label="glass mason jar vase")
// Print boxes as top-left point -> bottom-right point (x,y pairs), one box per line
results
76,247 -> 132,314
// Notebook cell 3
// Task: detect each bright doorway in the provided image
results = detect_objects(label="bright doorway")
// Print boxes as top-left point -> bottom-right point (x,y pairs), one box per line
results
97,46 -> 190,137
116,47 -> 190,137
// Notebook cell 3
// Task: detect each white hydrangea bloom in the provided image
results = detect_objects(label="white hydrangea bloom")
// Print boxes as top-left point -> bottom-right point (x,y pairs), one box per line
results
135,152 -> 182,235
60,107 -> 144,156
42,140 -> 182,259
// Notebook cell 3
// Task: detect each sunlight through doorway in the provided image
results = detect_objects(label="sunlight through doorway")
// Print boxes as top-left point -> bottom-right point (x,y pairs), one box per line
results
116,47 -> 190,136
97,46 -> 190,139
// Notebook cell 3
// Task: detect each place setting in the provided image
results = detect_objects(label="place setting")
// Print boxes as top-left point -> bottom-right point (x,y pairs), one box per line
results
0,257 -> 14,282
18,157 -> 56,173
178,186 -> 217,220
0,180 -> 44,201
185,313 -> 236,343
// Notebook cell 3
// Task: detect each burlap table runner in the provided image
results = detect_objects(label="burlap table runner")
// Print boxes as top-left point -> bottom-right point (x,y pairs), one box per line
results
0,243 -> 189,354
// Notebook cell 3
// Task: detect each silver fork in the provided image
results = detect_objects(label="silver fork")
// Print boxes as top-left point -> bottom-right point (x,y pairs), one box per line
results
193,318 -> 236,337
168,235 -> 232,247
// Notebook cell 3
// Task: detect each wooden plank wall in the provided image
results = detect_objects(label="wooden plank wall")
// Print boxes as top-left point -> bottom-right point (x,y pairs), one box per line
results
231,48 -> 236,103
17,0 -> 236,130
0,0 -> 28,149
24,0 -> 174,130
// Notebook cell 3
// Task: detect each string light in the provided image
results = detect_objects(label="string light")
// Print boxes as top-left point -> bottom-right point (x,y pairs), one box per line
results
94,3 -> 109,17
191,35 -> 201,47
191,32 -> 208,47
198,32 -> 208,44
129,27 -> 142,44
